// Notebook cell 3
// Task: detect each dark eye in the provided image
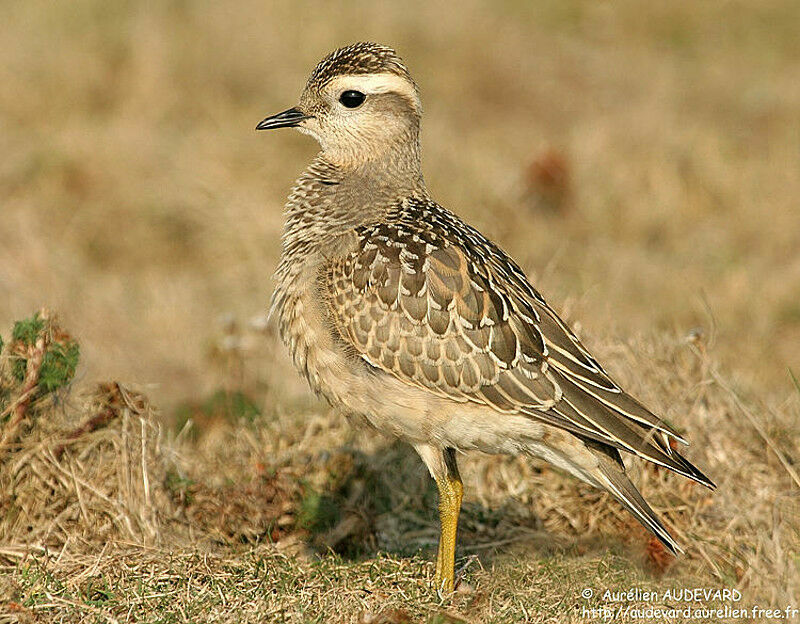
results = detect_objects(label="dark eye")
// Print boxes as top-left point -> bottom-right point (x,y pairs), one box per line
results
339,90 -> 365,108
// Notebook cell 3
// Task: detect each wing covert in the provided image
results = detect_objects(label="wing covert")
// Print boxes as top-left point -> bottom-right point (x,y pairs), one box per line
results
324,199 -> 693,472
327,213 -> 567,412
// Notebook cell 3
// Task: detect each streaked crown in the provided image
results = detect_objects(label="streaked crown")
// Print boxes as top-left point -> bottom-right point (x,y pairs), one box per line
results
305,42 -> 415,91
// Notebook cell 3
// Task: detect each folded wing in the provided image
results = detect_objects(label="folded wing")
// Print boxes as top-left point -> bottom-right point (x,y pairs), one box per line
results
324,199 -> 714,488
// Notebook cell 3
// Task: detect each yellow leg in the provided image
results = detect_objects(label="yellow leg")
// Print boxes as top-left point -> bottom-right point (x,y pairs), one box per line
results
434,448 -> 463,595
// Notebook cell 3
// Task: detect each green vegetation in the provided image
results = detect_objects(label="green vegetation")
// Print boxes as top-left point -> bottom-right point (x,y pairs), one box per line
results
297,485 -> 340,534
37,341 -> 80,394
6,312 -> 80,395
173,388 -> 261,438
11,314 -> 46,346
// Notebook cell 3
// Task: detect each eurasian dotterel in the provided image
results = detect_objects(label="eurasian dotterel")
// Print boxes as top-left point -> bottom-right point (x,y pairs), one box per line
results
256,42 -> 714,594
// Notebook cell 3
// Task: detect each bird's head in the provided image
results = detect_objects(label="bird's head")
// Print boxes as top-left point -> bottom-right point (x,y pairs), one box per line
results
257,42 -> 421,167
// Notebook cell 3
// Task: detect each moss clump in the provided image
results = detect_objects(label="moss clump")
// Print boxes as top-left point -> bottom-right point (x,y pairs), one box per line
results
11,313 -> 46,346
5,311 -> 80,397
38,341 -> 80,394
11,357 -> 27,384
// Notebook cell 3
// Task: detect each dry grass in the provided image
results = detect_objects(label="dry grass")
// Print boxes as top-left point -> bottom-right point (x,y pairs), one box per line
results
1,0 -> 799,622
2,322 -> 798,622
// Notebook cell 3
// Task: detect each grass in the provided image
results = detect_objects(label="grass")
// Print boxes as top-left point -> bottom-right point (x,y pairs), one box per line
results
1,0 -> 799,621
4,545 -> 677,623
1,321 -> 797,621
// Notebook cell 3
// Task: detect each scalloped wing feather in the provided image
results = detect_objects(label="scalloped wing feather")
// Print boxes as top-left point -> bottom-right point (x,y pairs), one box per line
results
324,198 -> 713,487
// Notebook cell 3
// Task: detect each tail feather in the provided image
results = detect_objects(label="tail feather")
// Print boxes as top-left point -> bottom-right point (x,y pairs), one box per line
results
550,379 -> 716,490
594,453 -> 683,555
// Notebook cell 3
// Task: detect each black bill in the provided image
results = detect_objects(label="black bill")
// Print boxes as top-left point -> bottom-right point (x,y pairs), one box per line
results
255,107 -> 310,130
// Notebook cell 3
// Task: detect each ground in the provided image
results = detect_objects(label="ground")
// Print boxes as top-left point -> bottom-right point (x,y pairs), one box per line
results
1,1 -> 799,622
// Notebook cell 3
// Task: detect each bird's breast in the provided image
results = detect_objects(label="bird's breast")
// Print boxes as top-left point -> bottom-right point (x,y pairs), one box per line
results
273,258 -> 348,404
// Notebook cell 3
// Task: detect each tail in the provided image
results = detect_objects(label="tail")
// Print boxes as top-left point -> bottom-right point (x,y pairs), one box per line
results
593,451 -> 684,554
549,378 -> 717,491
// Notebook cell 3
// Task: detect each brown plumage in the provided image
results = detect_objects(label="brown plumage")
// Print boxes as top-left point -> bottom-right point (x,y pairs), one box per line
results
326,198 -> 710,482
257,42 -> 714,593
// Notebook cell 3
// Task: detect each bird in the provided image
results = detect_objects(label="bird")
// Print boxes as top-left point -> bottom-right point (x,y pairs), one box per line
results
256,42 -> 714,594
